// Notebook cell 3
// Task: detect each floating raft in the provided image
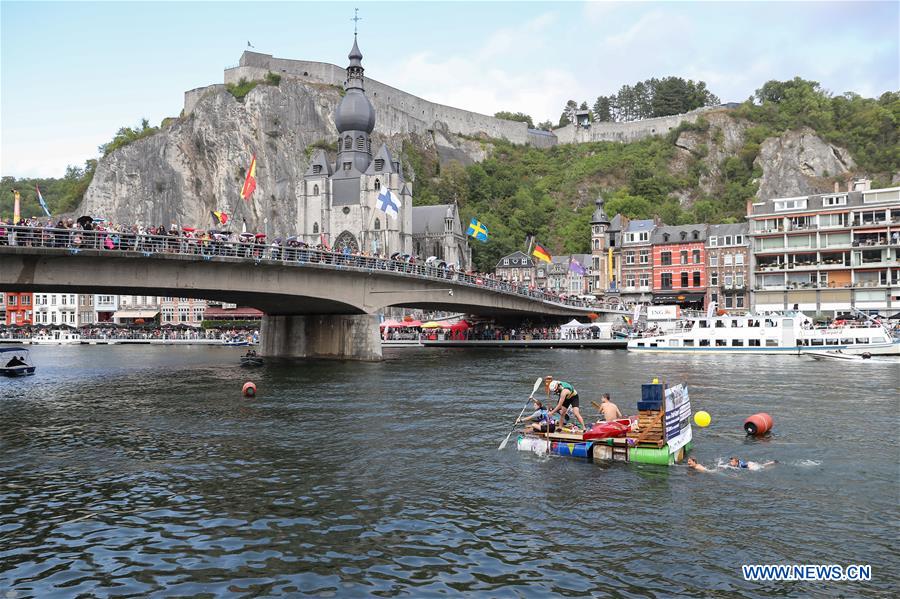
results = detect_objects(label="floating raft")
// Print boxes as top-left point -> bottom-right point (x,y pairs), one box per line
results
516,381 -> 694,467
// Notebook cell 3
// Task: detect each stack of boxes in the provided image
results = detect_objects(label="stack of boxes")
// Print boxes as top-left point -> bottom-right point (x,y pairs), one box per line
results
628,381 -> 666,446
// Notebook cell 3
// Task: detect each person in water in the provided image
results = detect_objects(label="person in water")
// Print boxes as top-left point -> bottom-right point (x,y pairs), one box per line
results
547,380 -> 587,430
687,457 -> 710,472
728,456 -> 776,471
598,393 -> 623,422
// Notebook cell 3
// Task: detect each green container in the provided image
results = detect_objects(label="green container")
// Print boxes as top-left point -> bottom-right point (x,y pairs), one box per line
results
629,445 -> 673,465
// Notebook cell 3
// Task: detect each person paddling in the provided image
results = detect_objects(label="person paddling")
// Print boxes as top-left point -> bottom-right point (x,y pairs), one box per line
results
547,379 -> 587,430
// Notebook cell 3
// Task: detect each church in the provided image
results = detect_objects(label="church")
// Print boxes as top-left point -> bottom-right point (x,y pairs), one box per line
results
296,35 -> 471,269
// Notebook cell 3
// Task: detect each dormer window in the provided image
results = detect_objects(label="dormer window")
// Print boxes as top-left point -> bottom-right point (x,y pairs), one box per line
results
663,233 -> 670,242
313,165 -> 322,174
680,231 -> 687,240
374,159 -> 384,171
692,230 -> 699,240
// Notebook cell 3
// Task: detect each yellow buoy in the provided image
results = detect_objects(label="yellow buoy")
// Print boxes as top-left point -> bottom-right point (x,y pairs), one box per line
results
694,410 -> 711,427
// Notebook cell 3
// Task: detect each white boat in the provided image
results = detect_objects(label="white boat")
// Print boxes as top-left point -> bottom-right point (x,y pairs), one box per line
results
29,329 -> 83,345
627,311 -> 899,356
1,347 -> 36,376
805,350 -> 874,362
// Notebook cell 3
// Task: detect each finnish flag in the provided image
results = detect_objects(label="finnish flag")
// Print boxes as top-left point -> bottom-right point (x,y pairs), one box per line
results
377,188 -> 400,218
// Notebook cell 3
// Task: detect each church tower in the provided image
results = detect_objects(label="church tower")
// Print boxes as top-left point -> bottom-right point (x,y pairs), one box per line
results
590,195 -> 611,294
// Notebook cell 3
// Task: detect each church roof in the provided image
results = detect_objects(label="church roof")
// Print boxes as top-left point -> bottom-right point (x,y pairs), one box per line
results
412,204 -> 455,234
348,36 -> 363,66
365,144 -> 396,175
305,149 -> 333,177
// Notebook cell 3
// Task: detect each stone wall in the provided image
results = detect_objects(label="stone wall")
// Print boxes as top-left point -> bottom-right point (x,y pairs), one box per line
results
554,107 -> 715,145
216,52 -> 532,144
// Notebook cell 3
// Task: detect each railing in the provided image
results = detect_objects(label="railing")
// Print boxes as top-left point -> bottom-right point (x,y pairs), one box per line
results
0,225 -> 602,310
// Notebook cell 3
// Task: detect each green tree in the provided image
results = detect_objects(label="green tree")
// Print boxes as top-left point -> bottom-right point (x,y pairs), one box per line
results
493,111 -> 534,128
593,96 -> 612,122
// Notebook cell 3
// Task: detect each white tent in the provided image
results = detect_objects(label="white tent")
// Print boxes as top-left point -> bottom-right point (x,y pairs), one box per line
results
560,319 -> 590,337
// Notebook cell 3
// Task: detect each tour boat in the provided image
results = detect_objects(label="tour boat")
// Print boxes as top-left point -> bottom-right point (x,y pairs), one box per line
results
627,312 -> 899,355
28,329 -> 83,345
1,347 -> 36,376
516,381 -> 693,467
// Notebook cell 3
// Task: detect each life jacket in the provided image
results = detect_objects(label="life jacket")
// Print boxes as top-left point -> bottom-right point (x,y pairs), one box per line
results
555,381 -> 577,396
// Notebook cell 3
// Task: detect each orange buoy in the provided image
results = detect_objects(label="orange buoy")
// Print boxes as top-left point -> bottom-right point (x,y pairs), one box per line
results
744,412 -> 773,436
242,381 -> 257,397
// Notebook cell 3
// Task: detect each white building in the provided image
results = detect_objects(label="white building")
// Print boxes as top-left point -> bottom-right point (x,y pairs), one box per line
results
33,293 -> 80,326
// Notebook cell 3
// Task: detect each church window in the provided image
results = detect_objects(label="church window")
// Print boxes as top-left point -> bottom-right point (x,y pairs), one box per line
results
374,218 -> 380,230
374,179 -> 381,191
313,222 -> 319,234
356,136 -> 365,150
342,207 -> 351,215
335,231 -> 359,253
313,184 -> 319,195
344,136 -> 351,149
374,159 -> 384,171
313,165 -> 322,174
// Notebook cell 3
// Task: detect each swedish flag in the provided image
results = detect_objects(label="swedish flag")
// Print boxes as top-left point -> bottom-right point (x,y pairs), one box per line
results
467,218 -> 489,242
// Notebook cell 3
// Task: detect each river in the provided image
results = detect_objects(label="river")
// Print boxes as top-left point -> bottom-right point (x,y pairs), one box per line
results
1,345 -> 898,597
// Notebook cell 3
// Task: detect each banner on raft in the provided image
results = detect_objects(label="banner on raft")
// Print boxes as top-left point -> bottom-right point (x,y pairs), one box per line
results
664,384 -> 692,454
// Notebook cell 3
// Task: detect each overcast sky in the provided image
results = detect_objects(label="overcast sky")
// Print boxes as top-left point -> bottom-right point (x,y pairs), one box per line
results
2,1 -> 897,178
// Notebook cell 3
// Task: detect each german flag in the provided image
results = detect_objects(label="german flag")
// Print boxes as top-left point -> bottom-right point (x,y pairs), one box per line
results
532,243 -> 551,263
240,154 -> 257,200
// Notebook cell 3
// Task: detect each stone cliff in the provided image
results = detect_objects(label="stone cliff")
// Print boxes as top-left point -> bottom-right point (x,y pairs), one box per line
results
79,79 -> 488,234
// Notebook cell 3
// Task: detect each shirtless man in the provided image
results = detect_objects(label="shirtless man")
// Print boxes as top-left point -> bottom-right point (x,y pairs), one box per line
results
687,457 -> 710,472
598,393 -> 623,422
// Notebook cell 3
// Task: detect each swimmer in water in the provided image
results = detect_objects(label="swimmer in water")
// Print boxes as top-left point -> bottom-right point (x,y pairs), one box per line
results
686,457 -> 710,472
728,456 -> 776,471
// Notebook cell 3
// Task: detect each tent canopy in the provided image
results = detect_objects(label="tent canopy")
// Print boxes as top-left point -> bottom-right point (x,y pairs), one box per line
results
560,319 -> 590,331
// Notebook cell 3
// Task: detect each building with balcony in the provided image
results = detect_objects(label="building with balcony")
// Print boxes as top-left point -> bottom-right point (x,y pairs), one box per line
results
651,225 -> 709,309
94,295 -> 119,323
748,180 -> 900,315
114,295 -> 161,324
32,293 -> 80,326
706,223 -> 750,312
619,218 -> 658,305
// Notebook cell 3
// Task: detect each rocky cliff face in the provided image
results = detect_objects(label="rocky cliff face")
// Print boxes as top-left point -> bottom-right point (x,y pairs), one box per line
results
79,80 -> 486,233
754,127 -> 855,199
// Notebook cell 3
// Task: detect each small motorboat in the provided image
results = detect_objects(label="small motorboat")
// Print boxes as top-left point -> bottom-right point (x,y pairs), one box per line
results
222,339 -> 250,347
1,347 -> 36,376
805,350 -> 873,361
240,351 -> 264,367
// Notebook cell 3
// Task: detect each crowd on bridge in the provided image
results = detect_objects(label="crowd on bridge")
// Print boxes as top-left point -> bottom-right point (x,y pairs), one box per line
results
0,218 -> 608,309
0,323 -> 258,344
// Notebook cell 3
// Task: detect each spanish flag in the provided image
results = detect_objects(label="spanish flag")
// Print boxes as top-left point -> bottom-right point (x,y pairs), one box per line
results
240,154 -> 257,200
532,243 -> 551,263
211,211 -> 229,225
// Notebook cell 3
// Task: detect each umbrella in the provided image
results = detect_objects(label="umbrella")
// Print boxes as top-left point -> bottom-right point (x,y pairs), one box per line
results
420,321 -> 443,329
449,320 -> 469,330
274,237 -> 283,244
379,319 -> 402,329
400,320 -> 422,328
390,252 -> 401,260
182,227 -> 196,232
76,215 -> 94,228
425,256 -> 439,264
255,233 -> 266,238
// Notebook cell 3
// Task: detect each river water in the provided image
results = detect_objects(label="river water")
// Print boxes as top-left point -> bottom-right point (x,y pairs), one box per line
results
1,346 -> 898,597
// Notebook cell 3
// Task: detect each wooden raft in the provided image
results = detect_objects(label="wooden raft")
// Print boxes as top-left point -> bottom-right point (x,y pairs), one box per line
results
627,409 -> 665,443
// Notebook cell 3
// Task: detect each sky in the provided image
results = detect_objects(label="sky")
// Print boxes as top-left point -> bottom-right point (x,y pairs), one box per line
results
1,0 -> 897,179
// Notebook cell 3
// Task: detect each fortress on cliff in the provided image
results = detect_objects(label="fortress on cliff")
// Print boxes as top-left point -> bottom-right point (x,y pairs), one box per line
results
183,50 -> 716,148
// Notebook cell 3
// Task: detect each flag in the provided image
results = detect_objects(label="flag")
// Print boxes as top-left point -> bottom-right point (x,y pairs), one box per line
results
36,185 -> 51,217
240,154 -> 257,200
12,190 -> 21,223
532,244 -> 551,263
320,232 -> 331,250
467,218 -> 489,242
211,211 -> 229,225
377,188 -> 400,218
569,259 -> 585,276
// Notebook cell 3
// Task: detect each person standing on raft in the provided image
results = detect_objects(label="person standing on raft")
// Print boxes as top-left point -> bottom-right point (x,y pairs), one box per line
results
547,380 -> 587,430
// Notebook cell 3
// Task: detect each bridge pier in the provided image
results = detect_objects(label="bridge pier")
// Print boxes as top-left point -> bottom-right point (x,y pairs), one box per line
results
259,314 -> 383,361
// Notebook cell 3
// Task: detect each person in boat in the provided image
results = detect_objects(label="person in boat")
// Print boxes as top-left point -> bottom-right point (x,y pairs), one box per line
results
687,457 -> 710,472
5,355 -> 27,367
598,393 -> 623,422
547,380 -> 587,430
728,456 -> 776,471
518,398 -> 571,433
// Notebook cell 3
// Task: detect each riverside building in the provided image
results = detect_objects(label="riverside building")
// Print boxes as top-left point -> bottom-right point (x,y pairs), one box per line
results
748,180 -> 900,315
706,223 -> 750,312
651,225 -> 709,310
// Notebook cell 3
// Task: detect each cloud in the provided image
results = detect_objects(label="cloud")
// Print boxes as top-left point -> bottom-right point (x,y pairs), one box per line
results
480,12 -> 558,60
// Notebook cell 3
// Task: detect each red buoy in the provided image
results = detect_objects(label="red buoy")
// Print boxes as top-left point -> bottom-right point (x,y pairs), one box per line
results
744,412 -> 773,436
242,381 -> 257,397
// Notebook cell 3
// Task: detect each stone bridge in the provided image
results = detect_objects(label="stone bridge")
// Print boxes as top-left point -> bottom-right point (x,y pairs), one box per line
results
0,230 -> 621,360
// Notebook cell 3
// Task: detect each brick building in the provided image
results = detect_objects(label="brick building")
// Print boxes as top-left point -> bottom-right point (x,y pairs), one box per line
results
4,292 -> 33,326
706,223 -> 750,312
651,225 -> 709,309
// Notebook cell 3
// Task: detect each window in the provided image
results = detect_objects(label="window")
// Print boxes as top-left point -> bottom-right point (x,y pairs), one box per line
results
661,251 -> 672,266
700,339 -> 711,346
639,273 -> 649,288
313,184 -> 319,195
625,274 -> 635,288
732,339 -> 744,346
724,275 -> 733,287
735,235 -> 744,245
374,179 -> 381,191
313,222 -> 319,234
710,255 -> 719,267
680,250 -> 688,265
748,339 -> 760,346
724,254 -> 733,266
725,294 -> 733,308
313,164 -> 322,174
662,273 -> 672,289
639,232 -> 649,242
736,274 -> 744,288
710,272 -> 718,286
503,258 -> 509,265
374,159 -> 385,171
711,292 -> 718,304
716,339 -> 727,346
374,218 -> 380,230
344,136 -> 351,149
625,251 -> 635,264
774,198 -> 808,211
356,136 -> 364,150
681,272 -> 689,287
693,271 -> 701,287
736,295 -> 745,308
735,254 -> 744,265
639,249 -> 649,264
693,249 -> 701,263
709,236 -> 718,247
343,162 -> 351,171
8,296 -> 16,306
823,194 -> 847,206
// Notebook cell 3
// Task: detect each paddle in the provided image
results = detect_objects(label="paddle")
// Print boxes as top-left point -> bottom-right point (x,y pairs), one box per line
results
498,377 -> 544,450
